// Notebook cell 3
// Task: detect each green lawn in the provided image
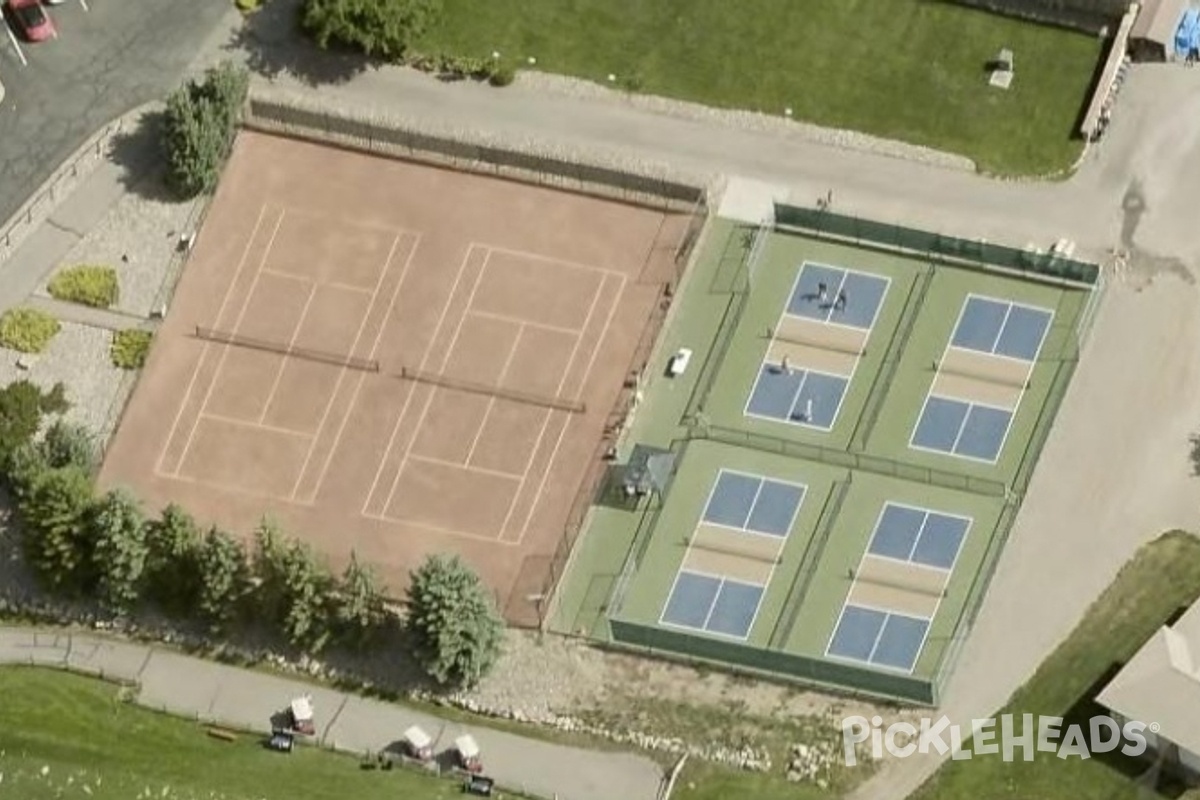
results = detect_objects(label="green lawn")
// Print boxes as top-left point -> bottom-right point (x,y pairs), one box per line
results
912,531 -> 1200,800
0,668 -> 466,800
419,0 -> 1103,175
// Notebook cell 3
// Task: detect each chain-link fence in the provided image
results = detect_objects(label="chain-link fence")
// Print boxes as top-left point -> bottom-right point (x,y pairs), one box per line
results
774,203 -> 1101,286
243,97 -> 705,212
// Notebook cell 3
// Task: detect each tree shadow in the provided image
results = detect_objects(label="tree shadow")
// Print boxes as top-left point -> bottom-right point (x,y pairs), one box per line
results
1189,434 -> 1200,477
225,0 -> 375,87
104,110 -> 178,203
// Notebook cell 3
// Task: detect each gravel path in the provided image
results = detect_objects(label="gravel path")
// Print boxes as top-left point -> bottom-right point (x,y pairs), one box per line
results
0,322 -> 129,437
39,171 -> 204,318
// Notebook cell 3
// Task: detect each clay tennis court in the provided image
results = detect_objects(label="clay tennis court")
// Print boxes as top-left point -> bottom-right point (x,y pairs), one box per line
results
100,131 -> 687,620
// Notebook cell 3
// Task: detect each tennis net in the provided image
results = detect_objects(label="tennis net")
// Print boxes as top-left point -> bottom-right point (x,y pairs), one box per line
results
398,366 -> 586,414
850,569 -> 945,599
194,327 -> 380,372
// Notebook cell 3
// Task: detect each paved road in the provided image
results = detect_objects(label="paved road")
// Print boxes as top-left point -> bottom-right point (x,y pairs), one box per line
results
0,627 -> 664,800
0,0 -> 230,224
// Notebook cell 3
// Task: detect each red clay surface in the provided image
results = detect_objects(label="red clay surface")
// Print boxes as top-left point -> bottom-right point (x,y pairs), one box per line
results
100,131 -> 686,619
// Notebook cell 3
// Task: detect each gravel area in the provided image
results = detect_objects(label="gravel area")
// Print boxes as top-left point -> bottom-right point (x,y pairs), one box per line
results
40,173 -> 204,318
0,323 -> 129,437
515,71 -> 977,172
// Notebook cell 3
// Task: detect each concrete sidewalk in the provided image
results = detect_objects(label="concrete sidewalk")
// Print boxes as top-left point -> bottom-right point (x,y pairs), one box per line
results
0,627 -> 664,800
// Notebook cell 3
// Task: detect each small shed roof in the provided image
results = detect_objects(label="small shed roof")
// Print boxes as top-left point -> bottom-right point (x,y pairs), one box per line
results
624,444 -> 675,494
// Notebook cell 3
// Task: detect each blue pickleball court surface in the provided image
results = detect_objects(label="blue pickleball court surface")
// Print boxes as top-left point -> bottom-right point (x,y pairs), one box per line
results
746,364 -> 849,431
866,502 -> 971,570
702,469 -> 806,537
951,295 -> 1053,361
826,605 -> 931,672
786,263 -> 889,330
660,571 -> 767,639
911,396 -> 1013,462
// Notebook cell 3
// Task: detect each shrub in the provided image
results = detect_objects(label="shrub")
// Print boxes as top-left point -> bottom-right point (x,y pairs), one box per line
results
0,308 -> 61,354
47,265 -> 119,308
19,465 -> 96,594
252,520 -> 335,652
90,489 -> 148,616
38,419 -> 97,473
111,329 -> 153,370
0,380 -> 68,474
162,62 -> 249,198
405,554 -> 503,687
235,0 -> 261,10
196,526 -> 252,633
302,0 -> 442,61
488,65 -> 516,87
144,504 -> 202,614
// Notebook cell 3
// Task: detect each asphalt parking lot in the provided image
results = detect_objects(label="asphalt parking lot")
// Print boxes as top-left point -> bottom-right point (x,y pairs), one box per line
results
0,0 -> 230,224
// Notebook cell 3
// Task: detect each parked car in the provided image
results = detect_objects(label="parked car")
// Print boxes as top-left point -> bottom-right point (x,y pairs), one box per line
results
6,0 -> 56,42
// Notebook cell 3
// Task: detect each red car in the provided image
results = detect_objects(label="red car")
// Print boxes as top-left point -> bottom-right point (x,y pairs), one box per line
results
7,0 -> 56,42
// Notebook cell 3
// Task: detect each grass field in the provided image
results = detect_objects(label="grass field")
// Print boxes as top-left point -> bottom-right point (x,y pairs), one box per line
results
911,531 -> 1200,800
0,668 -> 471,800
420,0 -> 1104,175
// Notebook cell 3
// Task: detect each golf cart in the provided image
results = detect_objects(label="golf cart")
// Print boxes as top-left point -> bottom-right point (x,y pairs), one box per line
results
267,729 -> 295,753
402,725 -> 434,762
289,695 -> 315,736
454,734 -> 483,774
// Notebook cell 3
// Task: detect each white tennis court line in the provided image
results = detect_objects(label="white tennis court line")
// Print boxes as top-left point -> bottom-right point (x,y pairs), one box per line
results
170,209 -> 288,477
463,323 -> 525,469
409,453 -> 524,482
485,243 -> 628,280
360,242 -> 482,516
376,247 -> 493,518
501,270 -> 619,544
156,469 -> 318,507
295,230 -> 419,503
200,412 -> 314,440
156,205 -> 271,476
258,281 -> 319,425
468,309 -> 582,337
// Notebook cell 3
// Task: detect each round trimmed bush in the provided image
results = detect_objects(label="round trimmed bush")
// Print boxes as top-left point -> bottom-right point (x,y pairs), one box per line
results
0,308 -> 61,354
111,329 -> 154,370
488,65 -> 516,87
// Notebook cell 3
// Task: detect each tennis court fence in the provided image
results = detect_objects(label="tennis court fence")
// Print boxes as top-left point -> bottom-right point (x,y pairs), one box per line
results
243,92 -> 707,211
689,422 -> 1008,497
772,203 -> 1101,287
